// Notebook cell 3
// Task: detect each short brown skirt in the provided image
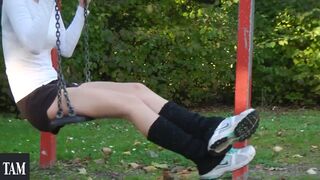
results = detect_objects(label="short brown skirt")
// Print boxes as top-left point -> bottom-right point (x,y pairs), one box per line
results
16,80 -> 79,134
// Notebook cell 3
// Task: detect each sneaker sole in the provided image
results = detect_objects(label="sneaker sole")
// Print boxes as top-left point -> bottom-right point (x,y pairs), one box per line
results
201,146 -> 256,179
209,110 -> 259,154
234,110 -> 259,141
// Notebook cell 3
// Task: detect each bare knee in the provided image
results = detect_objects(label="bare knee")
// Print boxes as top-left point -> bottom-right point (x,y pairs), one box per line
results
129,82 -> 149,92
120,94 -> 146,120
130,83 -> 156,100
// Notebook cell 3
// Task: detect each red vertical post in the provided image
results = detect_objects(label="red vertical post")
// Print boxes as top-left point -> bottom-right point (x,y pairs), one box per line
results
39,132 -> 56,168
233,0 -> 255,179
39,0 -> 61,168
39,49 -> 59,168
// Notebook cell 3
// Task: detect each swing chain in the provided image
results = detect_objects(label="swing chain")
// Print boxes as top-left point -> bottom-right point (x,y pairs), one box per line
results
83,1 -> 91,82
55,1 -> 75,118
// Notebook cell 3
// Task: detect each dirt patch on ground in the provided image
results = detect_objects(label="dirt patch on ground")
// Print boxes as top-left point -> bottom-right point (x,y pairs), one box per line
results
31,162 -> 320,179
249,164 -> 320,179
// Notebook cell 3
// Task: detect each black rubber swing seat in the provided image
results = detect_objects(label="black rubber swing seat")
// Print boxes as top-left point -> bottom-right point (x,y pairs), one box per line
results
49,115 -> 93,133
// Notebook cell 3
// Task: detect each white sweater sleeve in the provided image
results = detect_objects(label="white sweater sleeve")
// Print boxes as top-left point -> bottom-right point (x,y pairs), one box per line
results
4,0 -> 55,54
59,6 -> 86,58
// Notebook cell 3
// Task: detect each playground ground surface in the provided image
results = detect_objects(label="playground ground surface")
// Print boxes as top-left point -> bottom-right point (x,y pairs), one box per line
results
0,108 -> 319,179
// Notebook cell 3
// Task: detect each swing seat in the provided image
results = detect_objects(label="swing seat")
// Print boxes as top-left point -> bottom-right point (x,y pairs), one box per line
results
49,116 -> 93,134
40,115 -> 93,168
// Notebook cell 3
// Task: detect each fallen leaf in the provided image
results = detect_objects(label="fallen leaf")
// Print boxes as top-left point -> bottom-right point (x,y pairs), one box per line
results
123,151 -> 131,155
134,140 -> 142,146
267,167 -> 286,171
143,166 -> 157,172
276,130 -> 283,136
162,170 -> 174,180
67,136 -> 74,141
177,170 -> 198,179
306,168 -> 317,175
101,147 -> 112,157
292,154 -> 303,158
94,159 -> 105,164
148,150 -> 159,158
267,167 -> 275,171
311,145 -> 318,149
171,166 -> 185,173
78,168 -> 87,175
128,162 -> 140,169
72,158 -> 82,164
177,169 -> 191,175
255,164 -> 263,170
273,146 -> 283,152
151,162 -> 169,169
186,167 -> 196,171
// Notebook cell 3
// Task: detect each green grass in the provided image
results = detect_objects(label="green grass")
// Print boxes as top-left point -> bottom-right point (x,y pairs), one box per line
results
0,109 -> 319,179
251,110 -> 320,166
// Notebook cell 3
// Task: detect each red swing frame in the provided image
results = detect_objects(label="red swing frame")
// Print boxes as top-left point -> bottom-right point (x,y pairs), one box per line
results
39,1 -> 61,169
39,49 -> 58,168
40,1 -> 256,180
233,0 -> 255,179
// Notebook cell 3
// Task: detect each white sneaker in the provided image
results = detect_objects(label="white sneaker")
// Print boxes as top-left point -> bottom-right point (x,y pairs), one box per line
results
208,109 -> 259,154
200,145 -> 256,179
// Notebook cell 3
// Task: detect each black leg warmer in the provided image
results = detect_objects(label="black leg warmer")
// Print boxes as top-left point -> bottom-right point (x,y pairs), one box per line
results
147,116 -> 224,175
159,101 -> 224,141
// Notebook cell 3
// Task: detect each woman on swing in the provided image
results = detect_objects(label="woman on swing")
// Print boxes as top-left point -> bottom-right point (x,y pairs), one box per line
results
2,0 -> 259,178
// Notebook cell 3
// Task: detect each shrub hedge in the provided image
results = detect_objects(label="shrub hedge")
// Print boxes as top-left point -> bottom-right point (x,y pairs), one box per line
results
0,0 -> 319,112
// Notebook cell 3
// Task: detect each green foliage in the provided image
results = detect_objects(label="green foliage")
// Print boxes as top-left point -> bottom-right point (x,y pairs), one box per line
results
254,0 -> 320,105
0,0 -> 319,112
62,0 -> 238,106
0,45 -> 16,113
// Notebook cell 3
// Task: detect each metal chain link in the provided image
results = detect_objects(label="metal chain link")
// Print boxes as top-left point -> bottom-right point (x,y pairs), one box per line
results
83,1 -> 91,82
55,0 -> 75,118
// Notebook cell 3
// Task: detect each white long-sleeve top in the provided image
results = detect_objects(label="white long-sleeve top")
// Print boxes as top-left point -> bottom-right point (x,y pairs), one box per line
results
2,0 -> 85,102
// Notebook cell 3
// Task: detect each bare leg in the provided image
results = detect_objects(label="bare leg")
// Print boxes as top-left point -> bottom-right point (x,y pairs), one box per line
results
46,85 -> 159,136
46,82 -> 228,177
76,82 -> 223,142
79,82 -> 168,113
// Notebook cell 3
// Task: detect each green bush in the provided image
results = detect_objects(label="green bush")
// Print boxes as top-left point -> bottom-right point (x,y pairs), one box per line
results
0,46 -> 17,113
254,0 -> 320,105
0,0 -> 319,113
62,0 -> 239,106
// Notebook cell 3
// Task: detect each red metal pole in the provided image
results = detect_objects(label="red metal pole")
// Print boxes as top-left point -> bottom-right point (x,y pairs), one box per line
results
39,132 -> 56,168
39,49 -> 59,168
39,0 -> 61,168
233,0 -> 255,179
